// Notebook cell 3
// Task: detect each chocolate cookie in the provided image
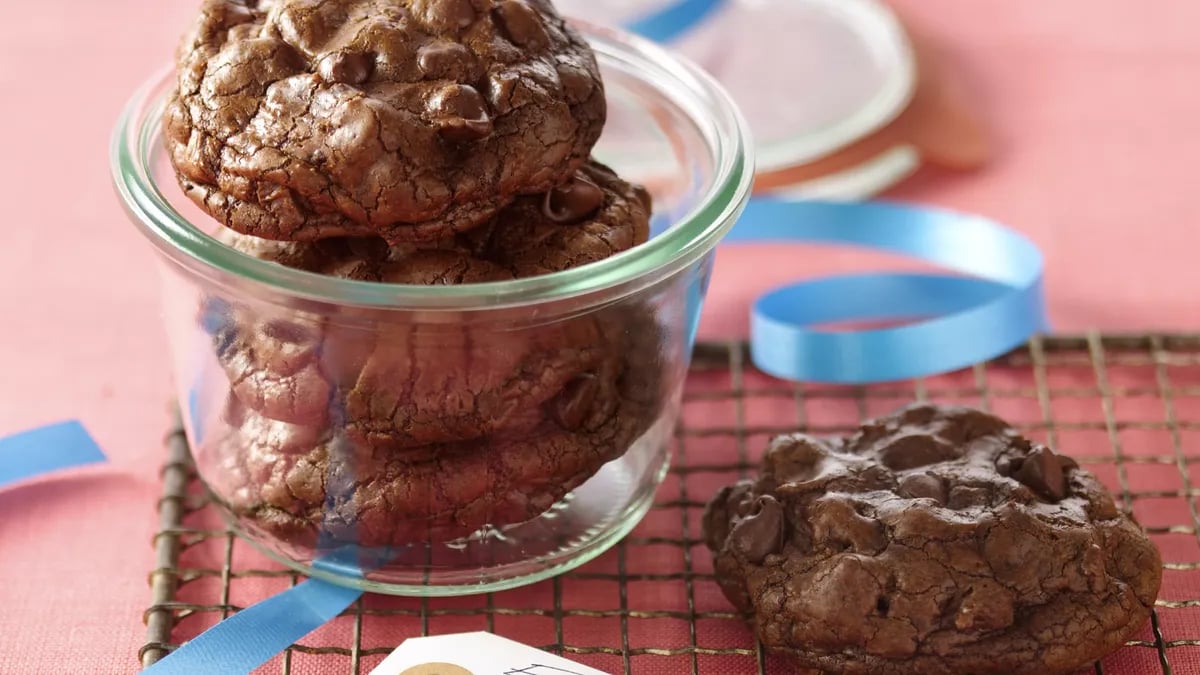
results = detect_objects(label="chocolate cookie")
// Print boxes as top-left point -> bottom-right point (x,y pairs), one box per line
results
165,0 -> 605,244
464,160 -> 652,276
215,159 -> 651,280
206,312 -> 663,547
217,228 -> 514,283
212,306 -> 620,447
209,160 -> 651,441
703,404 -> 1161,675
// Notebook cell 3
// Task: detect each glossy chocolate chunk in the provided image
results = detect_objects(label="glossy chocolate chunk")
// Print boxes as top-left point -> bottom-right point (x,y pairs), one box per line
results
1015,446 -> 1069,502
729,495 -> 785,563
430,83 -> 493,142
542,172 -> 605,224
493,0 -> 548,47
318,51 -> 373,84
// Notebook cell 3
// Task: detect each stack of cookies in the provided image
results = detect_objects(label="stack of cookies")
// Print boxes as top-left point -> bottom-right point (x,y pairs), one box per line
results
162,0 -> 663,547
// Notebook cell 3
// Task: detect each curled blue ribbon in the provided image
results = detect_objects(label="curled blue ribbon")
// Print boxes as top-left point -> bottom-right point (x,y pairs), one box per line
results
0,421 -> 106,489
724,198 -> 1049,382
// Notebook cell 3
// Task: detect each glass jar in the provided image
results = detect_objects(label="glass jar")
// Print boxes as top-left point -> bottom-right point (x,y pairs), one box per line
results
112,22 -> 752,596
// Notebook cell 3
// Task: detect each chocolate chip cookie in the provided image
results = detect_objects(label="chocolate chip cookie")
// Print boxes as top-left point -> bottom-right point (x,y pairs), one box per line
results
164,0 -> 605,244
207,309 -> 663,548
208,159 -> 650,441
211,303 -> 623,446
703,404 -> 1162,675
214,159 -> 651,281
464,160 -> 652,276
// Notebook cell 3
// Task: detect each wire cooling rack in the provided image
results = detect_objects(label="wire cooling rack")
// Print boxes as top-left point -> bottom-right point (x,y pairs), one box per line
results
140,334 -> 1200,674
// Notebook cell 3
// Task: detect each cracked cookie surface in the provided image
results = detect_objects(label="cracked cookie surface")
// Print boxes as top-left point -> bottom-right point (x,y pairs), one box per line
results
165,0 -> 605,244
702,404 -> 1162,675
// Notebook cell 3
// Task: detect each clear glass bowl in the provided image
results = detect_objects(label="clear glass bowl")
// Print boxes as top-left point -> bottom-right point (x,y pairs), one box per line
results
112,22 -> 752,596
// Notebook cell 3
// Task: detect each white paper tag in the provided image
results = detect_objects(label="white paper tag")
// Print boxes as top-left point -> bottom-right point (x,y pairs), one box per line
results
368,632 -> 609,675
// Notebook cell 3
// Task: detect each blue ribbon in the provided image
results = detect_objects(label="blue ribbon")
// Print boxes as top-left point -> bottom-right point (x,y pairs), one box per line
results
0,421 -> 106,489
146,388 -> 372,673
625,0 -> 726,43
142,577 -> 361,674
724,198 -> 1049,382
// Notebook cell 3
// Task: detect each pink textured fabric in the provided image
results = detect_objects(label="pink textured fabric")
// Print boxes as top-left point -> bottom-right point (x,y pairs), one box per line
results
0,0 -> 1197,672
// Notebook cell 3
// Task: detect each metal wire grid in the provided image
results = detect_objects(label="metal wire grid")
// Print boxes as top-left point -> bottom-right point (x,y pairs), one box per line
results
140,334 -> 1200,674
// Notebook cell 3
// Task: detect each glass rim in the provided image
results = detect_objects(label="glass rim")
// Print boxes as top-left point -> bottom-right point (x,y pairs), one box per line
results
111,21 -> 754,310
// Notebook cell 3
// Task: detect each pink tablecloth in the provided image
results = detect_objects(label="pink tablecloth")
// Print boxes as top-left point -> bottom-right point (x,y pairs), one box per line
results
0,1 -> 1197,672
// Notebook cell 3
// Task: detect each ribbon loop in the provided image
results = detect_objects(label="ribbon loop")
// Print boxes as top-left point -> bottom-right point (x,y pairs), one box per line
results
725,199 -> 1049,383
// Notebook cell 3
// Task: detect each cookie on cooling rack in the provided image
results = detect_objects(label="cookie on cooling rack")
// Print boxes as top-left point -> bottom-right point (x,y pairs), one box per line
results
702,403 -> 1162,675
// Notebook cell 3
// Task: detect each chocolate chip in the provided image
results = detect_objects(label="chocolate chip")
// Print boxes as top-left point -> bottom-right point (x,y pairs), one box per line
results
898,473 -> 946,504
764,436 -> 830,484
551,375 -> 599,430
1015,447 -> 1068,502
896,403 -> 940,427
493,0 -> 548,48
318,52 -> 374,85
417,41 -> 473,79
542,173 -> 604,224
428,84 -> 493,142
485,70 -> 520,113
948,485 -> 991,509
877,434 -> 960,471
730,495 -> 785,563
415,0 -> 476,32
